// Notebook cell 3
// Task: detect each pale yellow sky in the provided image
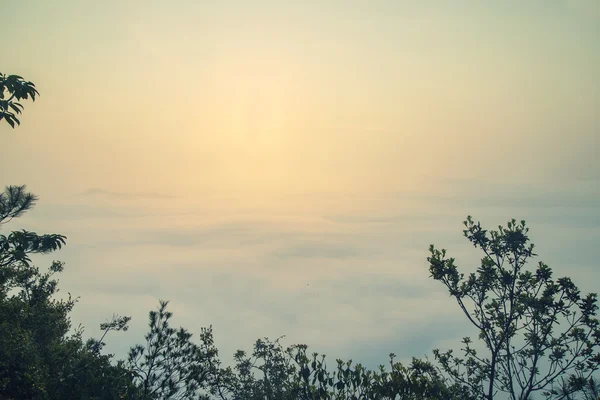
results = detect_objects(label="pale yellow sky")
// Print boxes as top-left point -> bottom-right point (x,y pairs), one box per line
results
2,0 -> 598,200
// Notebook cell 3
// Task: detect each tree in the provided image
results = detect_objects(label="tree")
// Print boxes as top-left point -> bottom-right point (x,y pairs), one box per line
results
1,76 -> 138,398
126,300 -> 220,400
206,335 -> 473,400
207,336 -> 300,400
0,185 -> 136,399
0,73 -> 39,128
428,216 -> 600,400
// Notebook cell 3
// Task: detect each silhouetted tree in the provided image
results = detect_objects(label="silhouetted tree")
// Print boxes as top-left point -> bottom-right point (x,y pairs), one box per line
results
1,78 -> 137,398
428,216 -> 600,400
126,300 -> 219,400
0,185 -> 136,399
206,335 -> 471,400
207,336 -> 299,400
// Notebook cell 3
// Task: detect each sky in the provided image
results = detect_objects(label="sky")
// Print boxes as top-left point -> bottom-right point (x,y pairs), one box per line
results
1,0 -> 599,370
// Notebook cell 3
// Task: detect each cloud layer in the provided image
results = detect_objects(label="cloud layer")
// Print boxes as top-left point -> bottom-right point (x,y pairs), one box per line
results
15,179 -> 599,369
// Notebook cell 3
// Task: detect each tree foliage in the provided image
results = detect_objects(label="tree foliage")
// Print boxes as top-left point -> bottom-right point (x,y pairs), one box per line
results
0,185 -> 137,399
207,336 -> 472,400
122,301 -> 469,400
1,76 -> 139,398
0,73 -> 39,128
126,300 -> 219,400
428,216 -> 600,400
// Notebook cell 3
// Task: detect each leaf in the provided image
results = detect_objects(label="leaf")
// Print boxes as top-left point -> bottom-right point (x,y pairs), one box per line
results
9,103 -> 23,114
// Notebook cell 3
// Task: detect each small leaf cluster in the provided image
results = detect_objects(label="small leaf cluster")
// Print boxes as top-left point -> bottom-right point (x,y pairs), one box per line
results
0,73 -> 39,128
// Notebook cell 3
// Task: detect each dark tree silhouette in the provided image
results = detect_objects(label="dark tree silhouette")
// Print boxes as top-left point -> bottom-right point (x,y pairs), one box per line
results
0,185 -> 137,399
126,300 -> 219,400
428,216 -> 600,400
1,77 -> 137,399
206,336 -> 473,400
